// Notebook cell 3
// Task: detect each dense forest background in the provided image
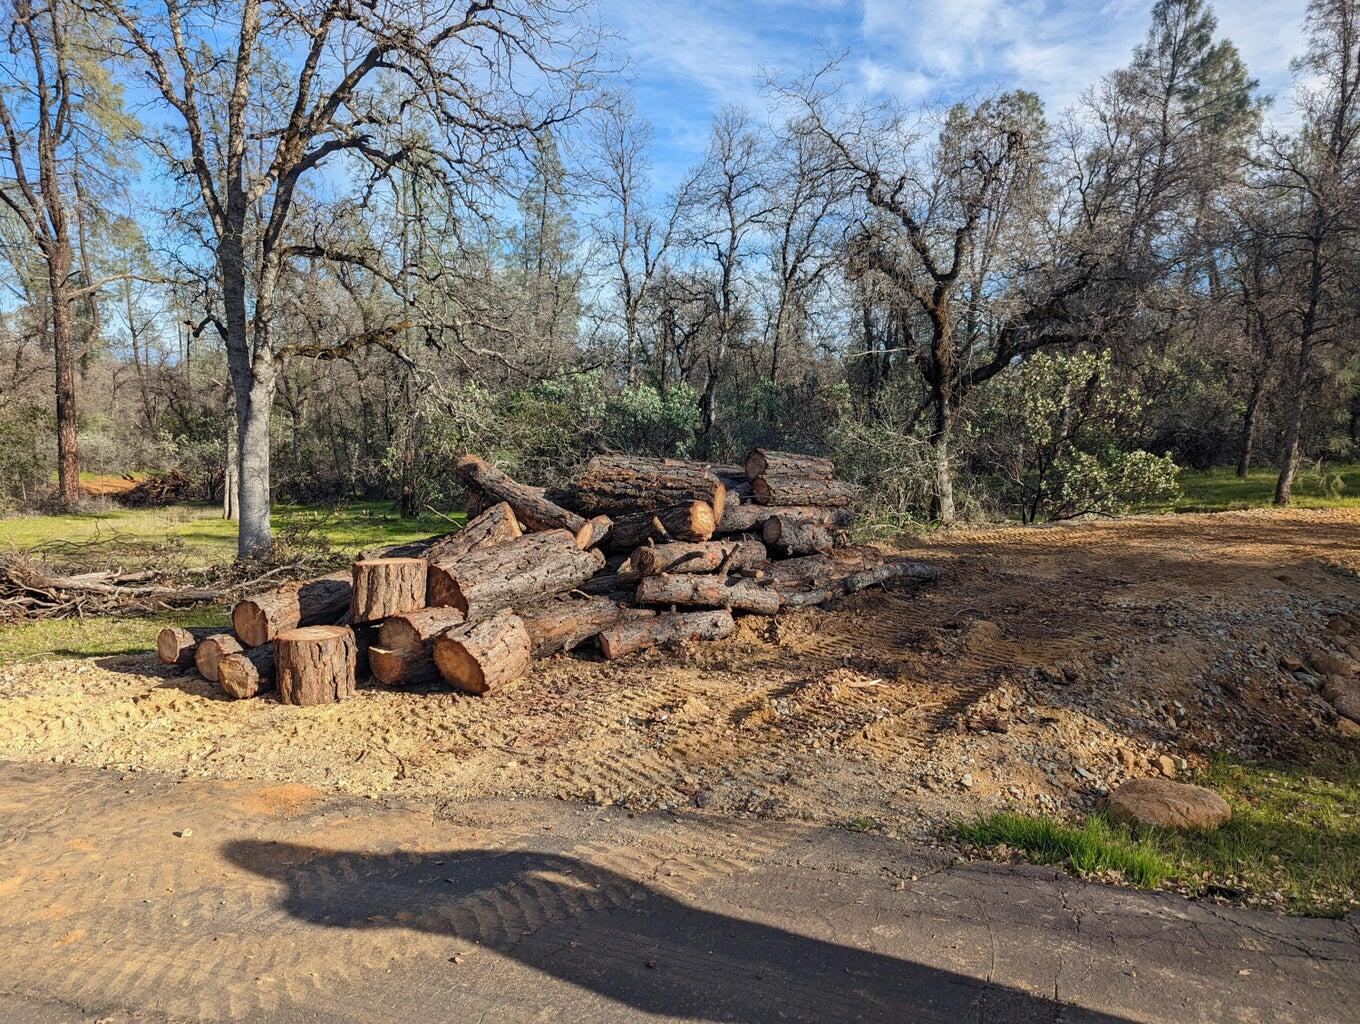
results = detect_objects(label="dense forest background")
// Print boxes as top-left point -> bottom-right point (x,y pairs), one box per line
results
3,0 -> 1360,554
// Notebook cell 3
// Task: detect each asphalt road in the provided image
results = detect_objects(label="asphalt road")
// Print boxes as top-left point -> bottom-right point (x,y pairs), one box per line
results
0,760 -> 1354,1023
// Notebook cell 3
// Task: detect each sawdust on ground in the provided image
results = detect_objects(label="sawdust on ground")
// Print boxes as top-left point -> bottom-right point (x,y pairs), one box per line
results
2,508 -> 1358,834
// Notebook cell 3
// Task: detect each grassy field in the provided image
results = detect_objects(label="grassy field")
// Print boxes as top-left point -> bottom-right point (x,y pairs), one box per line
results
955,756 -> 1360,917
1174,463 -> 1360,511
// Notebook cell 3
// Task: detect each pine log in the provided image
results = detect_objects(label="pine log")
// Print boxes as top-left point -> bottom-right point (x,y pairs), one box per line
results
195,633 -> 243,683
763,516 -> 834,556
578,515 -> 614,550
842,559 -> 941,592
770,553 -> 939,607
605,501 -> 715,550
715,502 -> 854,535
634,538 -> 766,577
456,455 -> 594,544
232,571 -> 351,648
350,557 -> 427,623
276,625 -> 357,706
575,455 -> 726,521
744,449 -> 835,481
424,502 -> 522,562
518,594 -> 629,658
598,609 -> 735,660
371,607 -> 467,685
433,608 -> 532,695
751,473 -> 857,507
427,529 -> 605,621
636,573 -> 781,615
217,644 -> 276,699
156,625 -> 220,668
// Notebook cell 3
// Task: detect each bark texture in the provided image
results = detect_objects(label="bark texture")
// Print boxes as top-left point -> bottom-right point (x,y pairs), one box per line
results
427,529 -> 604,621
715,503 -> 854,535
276,625 -> 357,706
605,501 -> 716,550
598,608 -> 735,660
217,644 -> 276,699
433,608 -> 532,695
763,516 -> 834,556
350,557 -> 428,623
634,538 -> 765,577
156,626 -> 220,668
636,573 -> 780,615
371,607 -> 468,685
232,571 -> 351,647
575,455 -> 727,520
518,594 -> 630,658
456,455 -> 590,541
194,633 -> 243,683
424,501 -> 522,561
751,474 -> 857,507
744,449 -> 835,480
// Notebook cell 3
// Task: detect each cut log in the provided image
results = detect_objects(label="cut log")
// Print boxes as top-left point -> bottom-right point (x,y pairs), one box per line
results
842,559 -> 941,592
763,516 -> 834,556
232,571 -> 350,648
427,529 -> 604,622
751,474 -> 857,507
575,455 -> 726,521
195,633 -> 243,683
633,538 -> 766,577
715,503 -> 854,535
519,594 -> 629,658
771,555 -> 939,607
636,573 -> 781,615
605,501 -> 715,550
371,607 -> 467,685
155,625 -> 220,668
276,625 -> 357,706
349,557 -> 427,623
433,608 -> 532,695
456,455 -> 594,544
217,644 -> 276,699
598,609 -> 735,660
424,502 -> 522,562
744,449 -> 835,481
577,515 -> 614,550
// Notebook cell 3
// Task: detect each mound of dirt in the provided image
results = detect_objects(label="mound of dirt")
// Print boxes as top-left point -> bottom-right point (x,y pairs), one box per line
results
1,508 -> 1357,835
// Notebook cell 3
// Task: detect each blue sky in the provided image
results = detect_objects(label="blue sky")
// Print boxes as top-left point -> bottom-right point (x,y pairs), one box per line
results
600,0 -> 1312,193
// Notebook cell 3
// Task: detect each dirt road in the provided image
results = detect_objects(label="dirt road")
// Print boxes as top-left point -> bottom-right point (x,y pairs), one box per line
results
1,509 -> 1357,833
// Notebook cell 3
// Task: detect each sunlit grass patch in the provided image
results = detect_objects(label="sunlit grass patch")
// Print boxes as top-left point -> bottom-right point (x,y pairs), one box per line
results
956,811 -> 1172,887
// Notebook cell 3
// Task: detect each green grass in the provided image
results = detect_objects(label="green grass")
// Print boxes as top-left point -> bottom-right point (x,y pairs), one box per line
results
0,607 -> 230,663
955,756 -> 1360,916
1173,463 -> 1360,512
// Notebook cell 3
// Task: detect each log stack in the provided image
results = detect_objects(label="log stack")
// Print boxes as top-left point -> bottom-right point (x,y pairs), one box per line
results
153,451 -> 937,702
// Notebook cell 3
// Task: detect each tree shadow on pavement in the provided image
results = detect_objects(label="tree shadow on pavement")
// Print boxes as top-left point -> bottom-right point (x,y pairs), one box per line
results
224,839 -> 1135,1024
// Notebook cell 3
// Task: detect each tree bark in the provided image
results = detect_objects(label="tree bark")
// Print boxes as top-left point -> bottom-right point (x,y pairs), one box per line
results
598,608 -> 735,660
574,455 -> 727,520
605,501 -> 715,550
751,474 -> 857,507
456,455 -> 592,542
217,644 -> 276,699
426,529 -> 604,621
762,516 -> 833,556
194,633 -> 243,682
636,573 -> 780,614
49,254 -> 81,507
744,449 -> 834,480
518,594 -> 632,658
276,625 -> 357,706
634,538 -> 766,577
155,625 -> 221,668
715,503 -> 854,535
232,571 -> 351,647
423,502 -> 521,561
433,608 -> 532,694
350,557 -> 427,623
371,607 -> 467,685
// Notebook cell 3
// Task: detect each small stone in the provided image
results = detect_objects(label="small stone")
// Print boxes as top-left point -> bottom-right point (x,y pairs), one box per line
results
1117,748 -> 1138,770
1106,779 -> 1231,830
959,773 -> 974,788
1157,755 -> 1177,778
175,828 -> 192,838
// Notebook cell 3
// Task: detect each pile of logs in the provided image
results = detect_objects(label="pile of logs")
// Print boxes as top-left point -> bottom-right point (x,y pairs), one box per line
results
156,450 -> 938,705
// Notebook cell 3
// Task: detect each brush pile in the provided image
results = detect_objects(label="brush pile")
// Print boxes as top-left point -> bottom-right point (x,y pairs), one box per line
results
156,450 -> 939,705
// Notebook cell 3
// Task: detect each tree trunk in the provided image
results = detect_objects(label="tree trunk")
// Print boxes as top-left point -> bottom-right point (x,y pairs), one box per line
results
217,644 -> 276,699
350,557 -> 427,623
155,625 -> 221,668
456,455 -> 591,541
194,633 -> 243,683
598,608 -> 735,660
232,571 -> 351,647
636,573 -> 780,615
744,450 -> 834,480
371,607 -> 467,685
423,501 -> 522,561
517,594 -> 633,658
223,388 -> 240,519
235,365 -> 276,558
1237,375 -> 1264,478
928,403 -> 956,524
715,503 -> 854,535
762,516 -> 833,556
634,538 -> 765,577
433,608 -> 532,694
49,251 -> 81,508
276,625 -> 357,706
574,455 -> 727,520
751,474 -> 857,507
605,501 -> 715,550
426,529 -> 604,621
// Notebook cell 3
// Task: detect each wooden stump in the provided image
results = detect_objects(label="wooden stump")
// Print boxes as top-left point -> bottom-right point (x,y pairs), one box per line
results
232,571 -> 351,647
423,501 -> 522,561
744,449 -> 835,480
518,594 -> 629,658
194,633 -> 243,682
217,644 -> 277,699
456,455 -> 594,544
155,625 -> 219,668
350,557 -> 427,623
763,516 -> 834,556
635,573 -> 781,615
370,607 -> 466,685
433,609 -> 532,695
598,609 -> 735,660
606,501 -> 715,550
427,530 -> 604,621
633,538 -> 766,577
276,625 -> 357,706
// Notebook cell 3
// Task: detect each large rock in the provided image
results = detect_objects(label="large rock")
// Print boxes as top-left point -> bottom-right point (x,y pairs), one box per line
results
1309,651 -> 1359,678
1332,688 -> 1360,725
1106,779 -> 1231,830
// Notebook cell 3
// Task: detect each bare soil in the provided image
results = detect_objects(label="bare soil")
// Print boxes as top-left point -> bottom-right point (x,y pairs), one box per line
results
2,508 -> 1358,835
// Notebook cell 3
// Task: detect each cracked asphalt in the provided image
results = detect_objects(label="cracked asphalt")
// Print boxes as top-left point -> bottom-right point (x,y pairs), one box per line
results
0,760 -> 1355,1023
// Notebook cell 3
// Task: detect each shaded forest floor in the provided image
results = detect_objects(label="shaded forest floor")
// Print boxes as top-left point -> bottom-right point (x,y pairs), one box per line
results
2,507 -> 1358,913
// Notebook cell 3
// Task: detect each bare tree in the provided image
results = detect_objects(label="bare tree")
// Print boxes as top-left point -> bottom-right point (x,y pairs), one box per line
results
96,0 -> 602,556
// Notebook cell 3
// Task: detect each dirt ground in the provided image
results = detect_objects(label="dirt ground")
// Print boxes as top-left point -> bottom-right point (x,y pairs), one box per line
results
2,508 -> 1358,836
